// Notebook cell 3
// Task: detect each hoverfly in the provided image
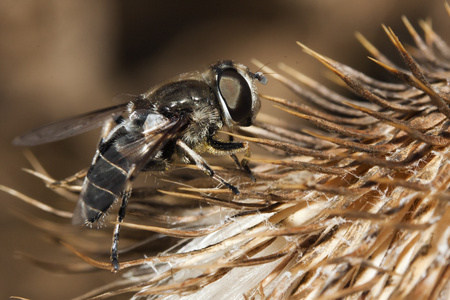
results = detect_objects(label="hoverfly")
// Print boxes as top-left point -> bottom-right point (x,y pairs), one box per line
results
13,60 -> 267,271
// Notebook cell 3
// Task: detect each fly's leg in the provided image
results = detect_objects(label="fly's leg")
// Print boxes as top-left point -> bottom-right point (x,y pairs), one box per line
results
177,140 -> 240,195
111,163 -> 137,272
111,188 -> 131,272
48,168 -> 88,189
207,136 -> 255,182
228,151 -> 255,182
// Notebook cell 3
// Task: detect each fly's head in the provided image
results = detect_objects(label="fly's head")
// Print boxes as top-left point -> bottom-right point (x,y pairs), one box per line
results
205,60 -> 267,130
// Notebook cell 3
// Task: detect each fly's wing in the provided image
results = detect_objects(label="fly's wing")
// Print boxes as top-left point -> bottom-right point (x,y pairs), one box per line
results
13,103 -> 130,146
115,113 -> 188,178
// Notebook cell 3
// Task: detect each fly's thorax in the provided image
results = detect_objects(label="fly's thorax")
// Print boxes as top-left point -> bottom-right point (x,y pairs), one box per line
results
181,101 -> 223,150
148,80 -> 215,114
137,78 -> 224,149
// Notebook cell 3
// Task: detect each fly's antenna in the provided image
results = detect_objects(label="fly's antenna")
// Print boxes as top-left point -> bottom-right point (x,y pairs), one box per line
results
254,71 -> 268,85
251,60 -> 278,85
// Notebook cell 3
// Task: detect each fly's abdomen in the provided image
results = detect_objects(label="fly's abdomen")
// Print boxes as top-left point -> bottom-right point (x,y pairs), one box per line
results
72,132 -> 133,225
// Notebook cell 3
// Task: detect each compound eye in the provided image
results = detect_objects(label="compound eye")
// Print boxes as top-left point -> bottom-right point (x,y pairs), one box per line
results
218,69 -> 252,125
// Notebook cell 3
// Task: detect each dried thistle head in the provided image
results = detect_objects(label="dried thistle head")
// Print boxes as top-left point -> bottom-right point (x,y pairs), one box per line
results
4,7 -> 450,300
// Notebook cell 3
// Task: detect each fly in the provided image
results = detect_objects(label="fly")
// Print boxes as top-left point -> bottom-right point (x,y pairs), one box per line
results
13,60 -> 267,271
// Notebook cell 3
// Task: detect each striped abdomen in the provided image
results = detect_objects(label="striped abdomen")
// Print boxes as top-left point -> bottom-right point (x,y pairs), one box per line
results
72,127 -> 137,225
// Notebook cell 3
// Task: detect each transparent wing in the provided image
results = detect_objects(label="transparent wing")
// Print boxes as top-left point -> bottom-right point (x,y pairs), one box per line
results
114,114 -> 188,177
13,103 -> 129,146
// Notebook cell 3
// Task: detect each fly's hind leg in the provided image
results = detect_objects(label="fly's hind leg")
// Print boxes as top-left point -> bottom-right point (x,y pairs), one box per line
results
177,140 -> 240,195
110,163 -> 137,272
110,188 -> 131,272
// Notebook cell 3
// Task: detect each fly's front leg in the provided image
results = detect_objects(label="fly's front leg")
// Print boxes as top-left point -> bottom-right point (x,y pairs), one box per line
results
207,136 -> 255,182
177,140 -> 240,195
238,146 -> 255,182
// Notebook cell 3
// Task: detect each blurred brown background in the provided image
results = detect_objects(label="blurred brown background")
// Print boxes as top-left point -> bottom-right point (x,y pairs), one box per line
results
0,1 -> 448,299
